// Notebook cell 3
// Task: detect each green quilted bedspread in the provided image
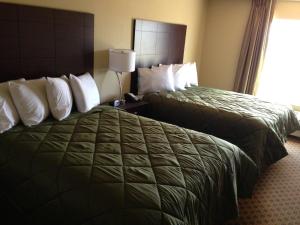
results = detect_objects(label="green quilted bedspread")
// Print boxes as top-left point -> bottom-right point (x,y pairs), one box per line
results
144,86 -> 300,171
0,106 -> 257,225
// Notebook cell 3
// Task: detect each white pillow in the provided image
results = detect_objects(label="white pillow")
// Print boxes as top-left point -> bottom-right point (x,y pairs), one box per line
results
160,63 -> 192,88
157,64 -> 190,90
9,78 -> 50,127
188,62 -> 198,86
69,73 -> 100,113
46,76 -> 73,121
138,65 -> 175,95
0,80 -> 24,133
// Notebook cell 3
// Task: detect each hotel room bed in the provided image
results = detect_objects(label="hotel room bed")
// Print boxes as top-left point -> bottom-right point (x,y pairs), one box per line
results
0,106 -> 257,225
144,86 -> 300,171
132,19 -> 299,172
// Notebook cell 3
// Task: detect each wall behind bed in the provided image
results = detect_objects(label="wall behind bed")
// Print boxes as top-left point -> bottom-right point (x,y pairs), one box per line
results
200,0 -> 251,91
0,0 -> 207,102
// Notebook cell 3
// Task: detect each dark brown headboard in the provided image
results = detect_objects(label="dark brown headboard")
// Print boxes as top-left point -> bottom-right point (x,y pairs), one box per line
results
0,3 -> 94,82
131,19 -> 187,94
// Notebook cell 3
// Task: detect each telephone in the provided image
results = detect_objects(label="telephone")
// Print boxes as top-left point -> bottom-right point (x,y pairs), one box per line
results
124,93 -> 140,103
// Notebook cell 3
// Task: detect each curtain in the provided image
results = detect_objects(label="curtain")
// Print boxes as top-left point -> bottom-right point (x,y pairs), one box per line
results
233,0 -> 276,94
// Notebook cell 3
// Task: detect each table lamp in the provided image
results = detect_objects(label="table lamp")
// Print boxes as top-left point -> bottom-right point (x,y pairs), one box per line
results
109,49 -> 136,106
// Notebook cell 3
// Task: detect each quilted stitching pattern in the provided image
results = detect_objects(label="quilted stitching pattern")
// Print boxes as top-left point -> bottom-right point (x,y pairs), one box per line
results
0,107 -> 257,225
144,86 -> 300,172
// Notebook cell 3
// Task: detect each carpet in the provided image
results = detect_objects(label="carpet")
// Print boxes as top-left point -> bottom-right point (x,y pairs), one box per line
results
226,137 -> 300,225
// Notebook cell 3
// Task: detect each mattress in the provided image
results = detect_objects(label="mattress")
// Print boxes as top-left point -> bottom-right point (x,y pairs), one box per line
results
0,106 -> 257,225
144,86 -> 300,171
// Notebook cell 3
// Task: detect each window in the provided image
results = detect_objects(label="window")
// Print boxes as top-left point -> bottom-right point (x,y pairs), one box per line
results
255,18 -> 300,110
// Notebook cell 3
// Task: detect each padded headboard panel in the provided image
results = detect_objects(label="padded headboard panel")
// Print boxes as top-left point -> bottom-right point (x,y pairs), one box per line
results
0,3 -> 94,82
131,19 -> 187,94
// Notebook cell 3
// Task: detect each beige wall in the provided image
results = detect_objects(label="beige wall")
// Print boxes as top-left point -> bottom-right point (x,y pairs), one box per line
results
200,0 -> 251,91
0,0 -> 207,102
275,1 -> 300,19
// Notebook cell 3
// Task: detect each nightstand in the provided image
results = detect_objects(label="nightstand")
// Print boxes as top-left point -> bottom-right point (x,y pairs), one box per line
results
117,101 -> 149,116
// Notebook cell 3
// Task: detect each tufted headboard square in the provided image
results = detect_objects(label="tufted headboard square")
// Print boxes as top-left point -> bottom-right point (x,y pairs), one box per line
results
131,19 -> 187,94
0,3 -> 94,82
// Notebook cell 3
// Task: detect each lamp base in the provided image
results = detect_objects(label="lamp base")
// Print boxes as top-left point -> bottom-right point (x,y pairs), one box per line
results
110,99 -> 126,107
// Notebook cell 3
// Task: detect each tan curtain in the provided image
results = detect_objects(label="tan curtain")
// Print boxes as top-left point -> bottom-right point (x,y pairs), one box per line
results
234,0 -> 276,94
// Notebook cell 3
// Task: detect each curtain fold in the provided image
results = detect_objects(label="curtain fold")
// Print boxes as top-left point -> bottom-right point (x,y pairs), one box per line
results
233,0 -> 276,94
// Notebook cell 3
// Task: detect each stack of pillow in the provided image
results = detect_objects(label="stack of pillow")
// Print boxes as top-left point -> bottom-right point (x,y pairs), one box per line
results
0,73 -> 100,133
138,62 -> 198,95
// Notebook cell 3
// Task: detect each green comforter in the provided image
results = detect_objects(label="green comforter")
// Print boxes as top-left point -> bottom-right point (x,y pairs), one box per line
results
144,86 -> 300,171
0,106 -> 257,225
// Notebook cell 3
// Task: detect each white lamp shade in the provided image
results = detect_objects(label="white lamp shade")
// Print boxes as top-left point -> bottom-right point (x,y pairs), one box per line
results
109,49 -> 136,72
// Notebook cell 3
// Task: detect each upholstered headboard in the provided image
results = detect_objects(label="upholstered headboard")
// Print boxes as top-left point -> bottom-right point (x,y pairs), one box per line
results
131,19 -> 187,94
0,2 -> 94,82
